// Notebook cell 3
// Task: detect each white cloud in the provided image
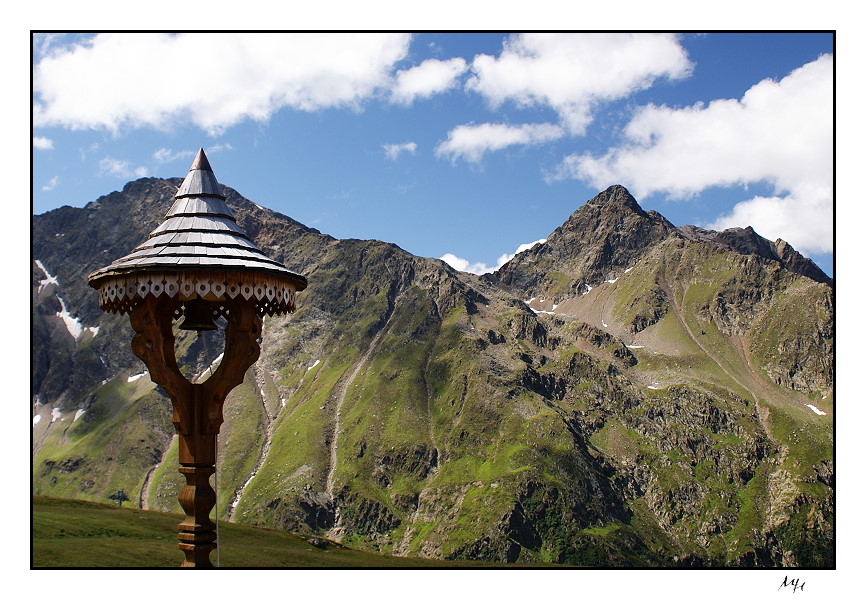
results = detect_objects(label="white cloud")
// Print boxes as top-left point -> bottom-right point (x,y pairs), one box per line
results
33,136 -> 54,150
153,148 -> 195,163
79,142 -> 99,160
494,238 -> 547,269
99,157 -> 149,179
440,239 -> 546,275
553,55 -> 833,255
33,33 -> 90,61
436,122 -> 563,164
440,253 -> 492,275
391,57 -> 467,104
707,185 -> 832,255
206,143 -> 234,154
467,33 -> 692,133
383,141 -> 417,160
33,33 -> 412,134
42,176 -> 59,191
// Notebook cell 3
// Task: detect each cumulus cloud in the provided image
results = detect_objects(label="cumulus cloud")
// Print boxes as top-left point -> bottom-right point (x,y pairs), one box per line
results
42,176 -> 59,191
552,55 -> 833,254
33,33 -> 87,61
436,122 -> 563,163
440,239 -> 546,275
440,253 -> 492,275
99,157 -> 148,179
383,142 -> 417,160
33,136 -> 54,150
467,33 -> 692,133
433,34 -> 691,165
707,186 -> 832,254
391,57 -> 467,105
33,33 -> 412,134
494,238 -> 547,269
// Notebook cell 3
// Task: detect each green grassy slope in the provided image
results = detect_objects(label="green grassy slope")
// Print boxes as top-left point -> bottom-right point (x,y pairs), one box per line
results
32,496 -> 557,568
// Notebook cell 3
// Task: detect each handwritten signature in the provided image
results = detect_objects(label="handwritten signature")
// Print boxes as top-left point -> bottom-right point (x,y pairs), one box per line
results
779,575 -> 806,593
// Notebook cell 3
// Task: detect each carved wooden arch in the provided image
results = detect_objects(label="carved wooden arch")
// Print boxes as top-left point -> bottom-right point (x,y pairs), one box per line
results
129,294 -> 262,440
128,293 -> 263,567
129,295 -> 191,433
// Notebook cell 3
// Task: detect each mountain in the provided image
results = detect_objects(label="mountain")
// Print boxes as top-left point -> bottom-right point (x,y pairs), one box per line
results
32,181 -> 834,567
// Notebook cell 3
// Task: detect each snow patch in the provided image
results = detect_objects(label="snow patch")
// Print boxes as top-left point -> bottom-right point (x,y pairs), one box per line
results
230,481 -> 252,509
280,398 -> 287,408
33,415 -> 41,427
604,277 -> 619,284
74,409 -> 86,422
231,460 -> 266,509
626,345 -> 644,349
307,359 -> 321,371
624,267 -> 633,273
35,260 -> 59,293
194,353 -> 224,382
601,319 -> 608,328
525,297 -> 536,305
127,372 -> 147,383
647,384 -> 663,390
51,407 -> 62,422
583,284 -> 593,293
805,404 -> 827,416
56,297 -> 98,340
57,296 -> 84,340
208,353 -> 224,371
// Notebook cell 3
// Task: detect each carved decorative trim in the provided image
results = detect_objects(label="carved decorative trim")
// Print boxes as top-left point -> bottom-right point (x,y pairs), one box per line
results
129,295 -> 193,433
94,269 -> 298,316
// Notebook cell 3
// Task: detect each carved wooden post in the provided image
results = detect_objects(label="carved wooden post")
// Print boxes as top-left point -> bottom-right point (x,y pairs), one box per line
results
127,296 -> 256,567
88,149 -> 306,567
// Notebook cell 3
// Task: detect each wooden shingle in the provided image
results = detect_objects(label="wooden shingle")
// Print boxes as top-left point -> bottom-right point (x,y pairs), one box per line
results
89,148 -> 306,292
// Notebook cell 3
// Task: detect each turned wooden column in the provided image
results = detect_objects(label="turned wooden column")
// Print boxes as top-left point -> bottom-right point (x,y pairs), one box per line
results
176,384 -> 218,567
130,295 -> 262,567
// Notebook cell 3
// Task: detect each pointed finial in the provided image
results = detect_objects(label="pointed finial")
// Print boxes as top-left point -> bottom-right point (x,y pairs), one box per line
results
189,148 -> 213,172
175,148 -> 221,198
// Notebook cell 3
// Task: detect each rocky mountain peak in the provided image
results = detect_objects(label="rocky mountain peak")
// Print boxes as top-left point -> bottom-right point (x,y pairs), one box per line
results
490,185 -> 675,299
552,185 -> 675,246
583,184 -> 645,214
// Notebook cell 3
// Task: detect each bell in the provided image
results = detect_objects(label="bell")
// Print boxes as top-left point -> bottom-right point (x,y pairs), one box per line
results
179,298 -> 218,331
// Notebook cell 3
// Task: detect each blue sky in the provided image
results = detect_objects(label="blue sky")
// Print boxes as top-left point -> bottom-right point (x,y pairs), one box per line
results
32,32 -> 834,277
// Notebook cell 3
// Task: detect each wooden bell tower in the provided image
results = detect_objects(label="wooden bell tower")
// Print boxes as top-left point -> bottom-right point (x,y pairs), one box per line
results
89,149 -> 307,567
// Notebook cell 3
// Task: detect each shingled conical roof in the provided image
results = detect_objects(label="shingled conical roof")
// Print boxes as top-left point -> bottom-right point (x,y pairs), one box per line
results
90,148 -> 305,278
89,149 -> 307,315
